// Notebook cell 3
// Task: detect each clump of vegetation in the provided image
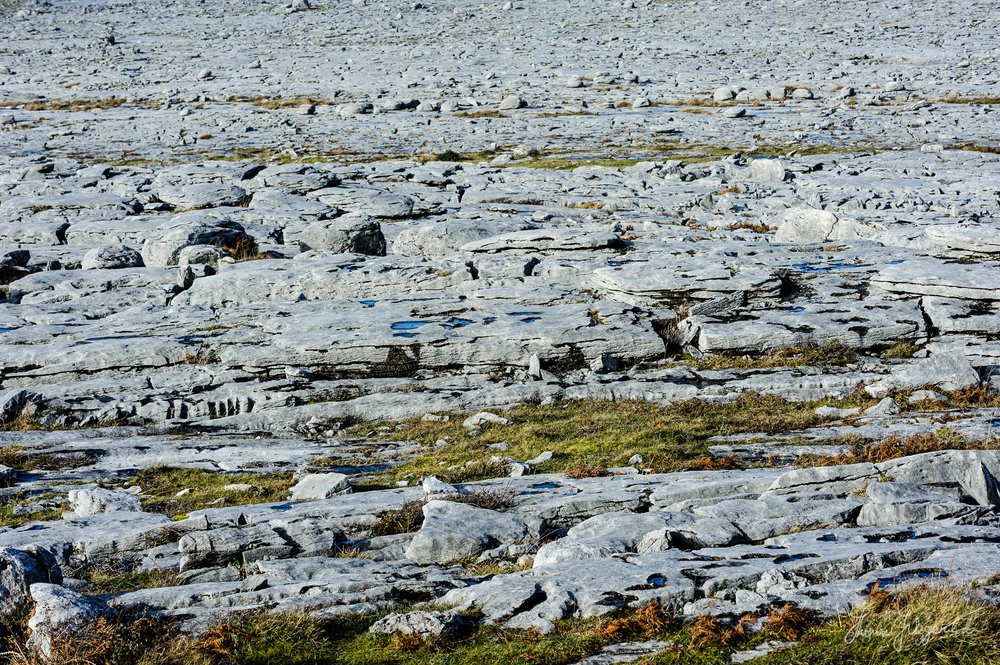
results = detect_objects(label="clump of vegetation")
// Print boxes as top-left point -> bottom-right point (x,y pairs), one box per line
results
565,463 -> 611,479
935,95 -> 1000,105
761,604 -> 822,641
453,109 -> 506,119
689,343 -> 858,371
226,95 -> 330,110
0,97 -> 136,112
592,601 -> 679,640
181,348 -> 220,365
882,342 -> 918,359
945,143 -> 1000,155
350,393 -> 844,483
135,466 -> 294,518
370,488 -> 515,537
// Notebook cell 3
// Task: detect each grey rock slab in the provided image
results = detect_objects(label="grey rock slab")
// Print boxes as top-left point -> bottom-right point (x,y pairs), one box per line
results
67,488 -> 142,516
288,473 -> 352,500
876,450 -> 1000,506
404,500 -> 544,565
762,463 -> 879,498
688,300 -> 925,354
866,349 -> 980,396
926,224 -> 1000,254
574,641 -> 675,664
592,258 -> 781,305
873,258 -> 1000,300
693,495 -> 863,541
155,182 -> 248,210
775,207 -> 883,243
461,229 -> 620,253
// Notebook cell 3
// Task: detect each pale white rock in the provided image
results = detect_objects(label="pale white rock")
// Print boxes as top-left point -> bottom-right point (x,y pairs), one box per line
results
68,488 -> 142,517
775,207 -> 882,243
289,473 -> 352,500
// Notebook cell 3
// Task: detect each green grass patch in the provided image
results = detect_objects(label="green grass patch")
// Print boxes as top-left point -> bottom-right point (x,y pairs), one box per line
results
0,492 -> 64,528
135,466 -> 294,518
881,342 -> 918,359
348,393 -> 850,484
80,564 -> 182,595
688,343 -> 858,371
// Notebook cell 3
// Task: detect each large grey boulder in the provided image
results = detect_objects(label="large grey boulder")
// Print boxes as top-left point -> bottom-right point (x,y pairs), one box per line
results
67,488 -> 142,517
141,213 -> 256,267
763,463 -> 879,497
0,547 -> 63,624
298,213 -> 386,255
26,584 -> 113,659
405,500 -> 545,565
81,244 -> 145,270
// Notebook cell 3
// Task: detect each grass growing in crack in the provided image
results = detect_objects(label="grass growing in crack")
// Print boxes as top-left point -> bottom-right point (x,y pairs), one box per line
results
79,564 -> 182,595
369,488 -> 515,537
935,95 -> 1000,105
135,466 -> 294,518
0,97 -> 158,112
796,428 -> 992,467
881,342 -> 919,359
687,343 -> 858,371
945,143 -> 1000,155
0,443 -> 100,469
349,393 -> 848,484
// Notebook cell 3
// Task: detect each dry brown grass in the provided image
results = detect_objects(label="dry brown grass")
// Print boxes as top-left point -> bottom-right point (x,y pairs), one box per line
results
798,429 -> 978,467
592,601 -> 679,640
687,454 -> 742,471
762,604 -> 821,641
0,97 -> 137,112
565,464 -> 611,479
727,221 -> 770,233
